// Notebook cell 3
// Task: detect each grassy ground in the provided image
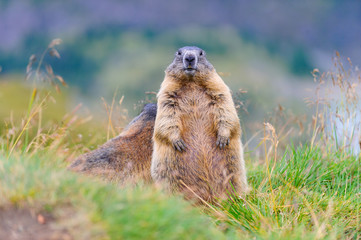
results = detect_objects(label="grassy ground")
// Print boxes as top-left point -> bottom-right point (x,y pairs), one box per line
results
0,152 -> 226,239
0,129 -> 359,239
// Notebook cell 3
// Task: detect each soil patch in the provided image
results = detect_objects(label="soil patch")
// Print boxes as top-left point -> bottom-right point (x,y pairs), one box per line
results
0,207 -> 72,240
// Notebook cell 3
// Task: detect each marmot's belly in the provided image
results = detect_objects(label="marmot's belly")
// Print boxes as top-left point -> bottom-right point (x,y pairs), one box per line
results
176,110 -> 231,196
174,91 -> 230,179
179,109 -> 223,165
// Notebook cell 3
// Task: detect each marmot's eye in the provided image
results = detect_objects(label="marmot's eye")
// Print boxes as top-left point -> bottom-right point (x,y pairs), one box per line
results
199,51 -> 204,56
176,51 -> 182,56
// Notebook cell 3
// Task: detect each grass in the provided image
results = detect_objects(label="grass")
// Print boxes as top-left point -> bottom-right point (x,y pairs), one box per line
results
218,146 -> 360,239
0,152 -> 226,240
0,41 -> 360,239
1,135 -> 359,239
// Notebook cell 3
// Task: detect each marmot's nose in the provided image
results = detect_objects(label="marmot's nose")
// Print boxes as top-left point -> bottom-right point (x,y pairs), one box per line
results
184,54 -> 197,68
185,55 -> 195,64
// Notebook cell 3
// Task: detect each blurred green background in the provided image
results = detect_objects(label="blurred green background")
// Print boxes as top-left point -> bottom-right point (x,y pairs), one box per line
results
0,0 -> 360,131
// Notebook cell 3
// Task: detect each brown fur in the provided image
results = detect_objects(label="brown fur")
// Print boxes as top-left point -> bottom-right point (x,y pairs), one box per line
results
69,104 -> 156,184
151,46 -> 248,202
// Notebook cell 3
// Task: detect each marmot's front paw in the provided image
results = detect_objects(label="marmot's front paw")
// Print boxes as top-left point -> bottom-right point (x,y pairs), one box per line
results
172,139 -> 187,152
216,135 -> 230,149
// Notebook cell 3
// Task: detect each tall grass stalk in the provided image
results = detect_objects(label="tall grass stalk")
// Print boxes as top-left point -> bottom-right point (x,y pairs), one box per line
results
21,39 -> 65,154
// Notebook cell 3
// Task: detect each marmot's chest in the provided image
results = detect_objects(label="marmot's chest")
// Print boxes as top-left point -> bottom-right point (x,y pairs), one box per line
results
173,85 -> 219,150
175,85 -> 215,113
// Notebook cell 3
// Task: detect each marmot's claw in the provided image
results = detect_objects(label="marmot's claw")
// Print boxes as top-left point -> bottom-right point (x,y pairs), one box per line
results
173,139 -> 187,152
217,136 -> 230,149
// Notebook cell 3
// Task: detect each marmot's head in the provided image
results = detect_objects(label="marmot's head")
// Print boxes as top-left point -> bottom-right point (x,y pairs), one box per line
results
166,46 -> 214,80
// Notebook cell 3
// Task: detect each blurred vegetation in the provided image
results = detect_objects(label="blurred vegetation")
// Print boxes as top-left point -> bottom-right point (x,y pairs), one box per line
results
0,154 -> 227,239
1,0 -> 360,121
0,75 -> 69,120
0,27 -> 312,126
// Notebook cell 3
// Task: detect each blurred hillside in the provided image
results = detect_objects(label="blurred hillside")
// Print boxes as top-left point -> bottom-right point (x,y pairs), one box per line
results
0,0 -> 359,117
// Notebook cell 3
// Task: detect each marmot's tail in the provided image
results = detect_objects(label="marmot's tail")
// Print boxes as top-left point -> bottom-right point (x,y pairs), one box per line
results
68,103 -> 157,184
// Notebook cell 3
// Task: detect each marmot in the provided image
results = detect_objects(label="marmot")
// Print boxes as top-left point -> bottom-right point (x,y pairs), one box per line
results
151,46 -> 248,202
69,103 -> 156,184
